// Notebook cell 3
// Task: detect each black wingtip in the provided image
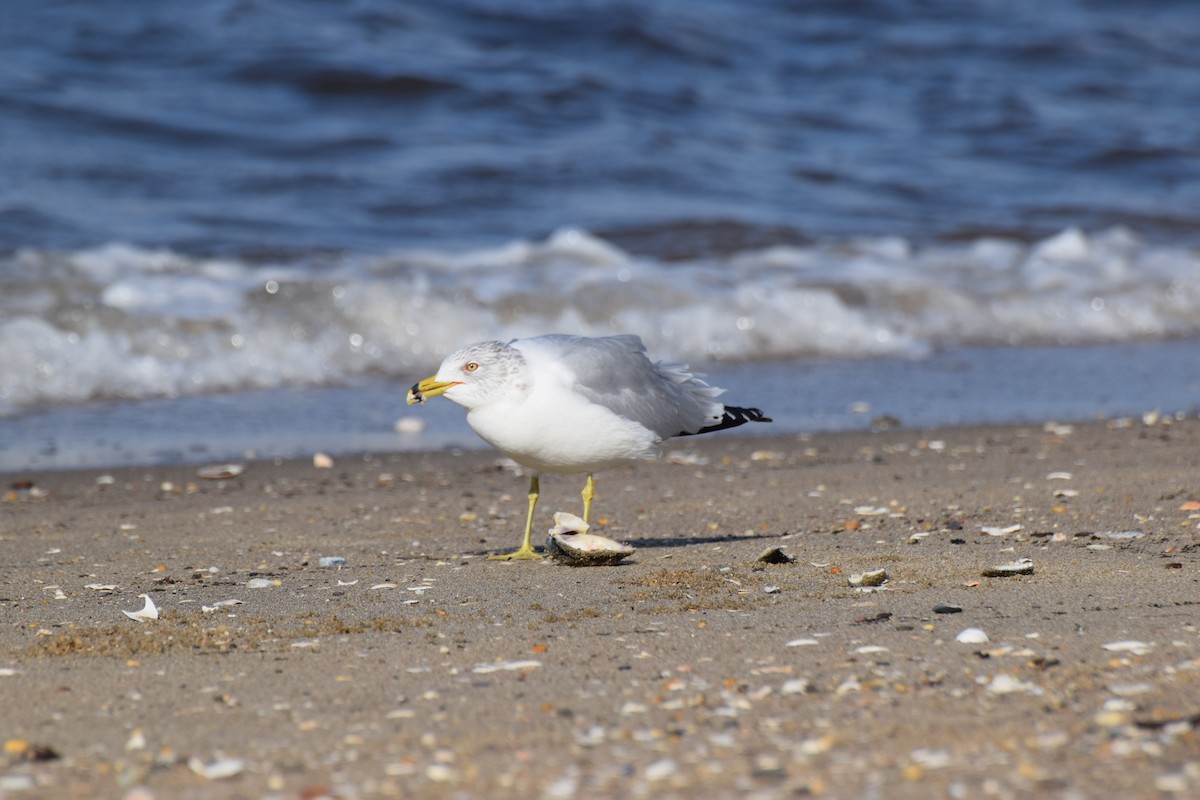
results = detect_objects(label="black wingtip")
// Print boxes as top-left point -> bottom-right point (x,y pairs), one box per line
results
679,405 -> 772,437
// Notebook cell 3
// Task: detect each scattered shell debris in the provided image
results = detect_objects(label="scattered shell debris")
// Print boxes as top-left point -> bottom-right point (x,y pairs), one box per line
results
122,594 -> 159,622
981,558 -> 1034,577
312,452 -> 334,469
246,578 -> 278,589
982,524 -> 1022,537
847,568 -> 888,587
197,463 -> 245,480
318,556 -> 347,568
1103,640 -> 1153,656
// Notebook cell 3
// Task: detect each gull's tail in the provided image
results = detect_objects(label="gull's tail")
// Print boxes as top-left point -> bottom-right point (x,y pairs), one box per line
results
678,405 -> 772,437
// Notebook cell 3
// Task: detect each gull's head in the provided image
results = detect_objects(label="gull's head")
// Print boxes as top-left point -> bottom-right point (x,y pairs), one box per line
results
407,340 -> 527,409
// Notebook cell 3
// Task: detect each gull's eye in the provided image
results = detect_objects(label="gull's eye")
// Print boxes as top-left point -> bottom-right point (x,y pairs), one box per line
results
464,361 -> 479,373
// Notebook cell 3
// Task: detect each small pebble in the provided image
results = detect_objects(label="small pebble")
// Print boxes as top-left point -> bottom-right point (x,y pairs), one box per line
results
933,604 -> 963,614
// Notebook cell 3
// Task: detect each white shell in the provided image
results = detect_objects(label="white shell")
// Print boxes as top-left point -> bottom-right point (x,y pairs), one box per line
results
955,627 -> 990,644
848,568 -> 888,587
122,594 -> 159,622
548,511 -> 590,535
981,558 -> 1034,577
197,463 -> 245,480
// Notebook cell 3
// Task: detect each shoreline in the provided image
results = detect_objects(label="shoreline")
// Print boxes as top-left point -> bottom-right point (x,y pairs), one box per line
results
2,419 -> 1200,798
4,336 -> 1200,474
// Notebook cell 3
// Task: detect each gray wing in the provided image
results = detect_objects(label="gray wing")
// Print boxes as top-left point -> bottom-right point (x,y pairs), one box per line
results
512,334 -> 724,438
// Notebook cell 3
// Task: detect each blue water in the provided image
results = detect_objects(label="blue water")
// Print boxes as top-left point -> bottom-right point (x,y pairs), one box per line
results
2,1 -> 1199,470
4,0 -> 1200,254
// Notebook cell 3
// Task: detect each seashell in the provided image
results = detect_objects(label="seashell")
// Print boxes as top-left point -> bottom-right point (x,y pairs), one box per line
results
847,568 -> 888,587
955,627 -> 989,644
188,757 -> 245,780
197,463 -> 245,480
757,547 -> 795,564
981,558 -> 1034,577
122,594 -> 159,622
548,511 -> 589,535
545,531 -> 634,567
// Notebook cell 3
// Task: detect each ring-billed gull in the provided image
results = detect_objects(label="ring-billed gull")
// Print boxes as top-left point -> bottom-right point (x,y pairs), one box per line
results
407,334 -> 771,560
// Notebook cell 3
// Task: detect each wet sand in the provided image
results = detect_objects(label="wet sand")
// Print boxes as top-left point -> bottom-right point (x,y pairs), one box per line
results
2,418 -> 1199,799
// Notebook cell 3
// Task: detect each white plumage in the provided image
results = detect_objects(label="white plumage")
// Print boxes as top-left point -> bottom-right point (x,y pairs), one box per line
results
407,334 -> 769,560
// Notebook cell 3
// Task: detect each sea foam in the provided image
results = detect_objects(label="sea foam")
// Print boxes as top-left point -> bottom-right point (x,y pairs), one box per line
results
1,227 -> 1197,415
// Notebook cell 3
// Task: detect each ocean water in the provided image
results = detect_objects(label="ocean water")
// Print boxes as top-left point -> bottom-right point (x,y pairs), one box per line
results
1,1 -> 1198,470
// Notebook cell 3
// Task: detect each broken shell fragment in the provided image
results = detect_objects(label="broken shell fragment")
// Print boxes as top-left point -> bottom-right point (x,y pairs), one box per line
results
848,568 -> 888,587
545,518 -> 634,567
757,547 -> 795,564
981,558 -> 1034,577
122,594 -> 159,622
188,757 -> 245,780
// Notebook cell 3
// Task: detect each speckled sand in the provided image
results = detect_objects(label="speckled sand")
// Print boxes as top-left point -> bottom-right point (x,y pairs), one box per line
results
2,419 -> 1199,799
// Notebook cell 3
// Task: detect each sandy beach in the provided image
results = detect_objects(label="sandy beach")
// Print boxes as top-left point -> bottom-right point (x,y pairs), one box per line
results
2,418 -> 1199,799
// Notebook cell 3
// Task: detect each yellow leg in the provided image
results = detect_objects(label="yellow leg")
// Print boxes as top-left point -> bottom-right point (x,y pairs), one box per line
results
581,473 -> 595,524
489,472 -> 542,561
